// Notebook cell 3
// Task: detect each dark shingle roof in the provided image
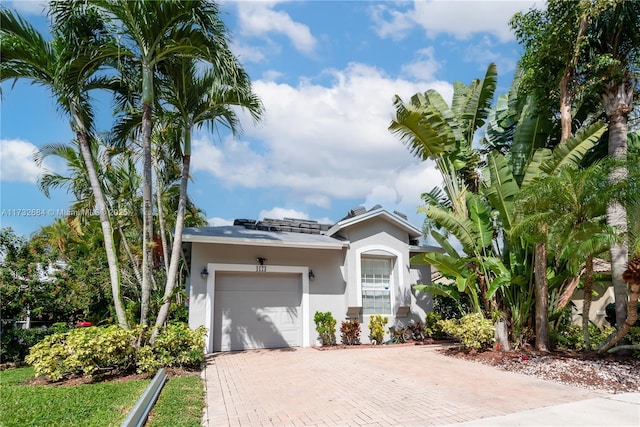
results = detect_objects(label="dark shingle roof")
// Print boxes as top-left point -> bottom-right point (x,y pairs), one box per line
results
233,217 -> 331,235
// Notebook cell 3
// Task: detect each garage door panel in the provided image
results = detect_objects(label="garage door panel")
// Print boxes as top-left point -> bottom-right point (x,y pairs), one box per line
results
214,273 -> 301,352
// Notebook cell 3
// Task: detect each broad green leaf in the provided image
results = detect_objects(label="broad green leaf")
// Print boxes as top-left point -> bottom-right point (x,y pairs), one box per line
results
426,205 -> 477,254
466,194 -> 493,249
430,229 -> 460,258
521,148 -> 552,189
542,121 -> 607,175
483,152 -> 519,231
413,283 -> 460,300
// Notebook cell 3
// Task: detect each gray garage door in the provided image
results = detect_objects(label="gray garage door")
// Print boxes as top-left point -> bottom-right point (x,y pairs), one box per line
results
213,272 -> 302,352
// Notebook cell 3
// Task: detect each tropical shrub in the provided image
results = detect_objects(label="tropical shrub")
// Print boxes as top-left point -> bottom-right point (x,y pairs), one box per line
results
340,319 -> 361,345
313,311 -> 336,346
368,315 -> 388,344
0,323 -> 69,363
135,322 -> 206,374
552,324 -> 616,351
424,312 -> 446,339
439,313 -> 494,350
25,326 -> 136,380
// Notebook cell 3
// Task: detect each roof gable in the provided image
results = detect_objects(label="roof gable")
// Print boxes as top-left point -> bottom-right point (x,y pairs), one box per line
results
326,206 -> 422,239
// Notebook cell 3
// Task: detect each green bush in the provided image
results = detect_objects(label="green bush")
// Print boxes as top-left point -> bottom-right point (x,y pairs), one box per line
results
25,325 -> 136,380
135,323 -> 206,374
439,313 -> 494,350
340,319 -> 361,345
23,322 -> 207,380
424,312 -> 446,339
313,311 -> 336,346
368,315 -> 388,344
552,324 -> 616,351
0,323 -> 69,363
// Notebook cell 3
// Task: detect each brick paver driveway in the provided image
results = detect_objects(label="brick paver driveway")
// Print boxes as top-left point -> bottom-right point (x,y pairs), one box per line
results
202,345 -> 605,426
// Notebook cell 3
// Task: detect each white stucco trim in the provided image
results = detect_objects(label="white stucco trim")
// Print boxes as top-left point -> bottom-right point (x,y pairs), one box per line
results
355,245 -> 403,313
183,234 -> 347,250
203,263 -> 310,353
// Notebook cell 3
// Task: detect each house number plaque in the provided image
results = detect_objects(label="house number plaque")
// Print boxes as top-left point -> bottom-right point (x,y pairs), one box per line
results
256,265 -> 267,272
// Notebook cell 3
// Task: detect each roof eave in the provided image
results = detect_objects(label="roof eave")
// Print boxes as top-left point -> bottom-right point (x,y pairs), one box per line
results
182,234 -> 349,250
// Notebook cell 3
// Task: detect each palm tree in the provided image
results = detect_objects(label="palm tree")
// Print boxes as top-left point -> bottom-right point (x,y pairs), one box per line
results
0,7 -> 128,328
150,57 -> 263,340
61,0 -> 249,326
587,0 -> 640,332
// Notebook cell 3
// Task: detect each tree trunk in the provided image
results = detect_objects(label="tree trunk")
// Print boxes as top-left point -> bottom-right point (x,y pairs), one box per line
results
140,63 -> 155,327
534,241 -> 550,352
151,128 -> 192,343
153,155 -> 170,276
76,127 -> 128,329
602,77 -> 632,332
582,256 -> 594,351
598,282 -> 639,353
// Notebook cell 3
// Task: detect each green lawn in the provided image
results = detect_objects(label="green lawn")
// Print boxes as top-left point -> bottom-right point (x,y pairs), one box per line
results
146,372 -> 205,427
0,367 -> 149,427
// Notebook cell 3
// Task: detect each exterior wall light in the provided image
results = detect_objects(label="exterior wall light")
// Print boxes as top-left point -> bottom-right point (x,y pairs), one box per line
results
308,269 -> 315,281
201,266 -> 209,279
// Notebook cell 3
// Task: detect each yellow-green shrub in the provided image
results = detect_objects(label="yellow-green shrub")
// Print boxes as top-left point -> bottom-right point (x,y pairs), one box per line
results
368,315 -> 388,344
25,326 -> 136,380
439,313 -> 494,350
136,323 -> 206,374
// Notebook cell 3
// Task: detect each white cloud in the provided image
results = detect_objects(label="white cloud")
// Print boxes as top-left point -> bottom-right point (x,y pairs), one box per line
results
0,139 -> 51,183
259,207 -> 309,221
234,1 -> 317,55
372,0 -> 544,43
401,47 -> 442,81
207,217 -> 234,227
192,62 -> 451,220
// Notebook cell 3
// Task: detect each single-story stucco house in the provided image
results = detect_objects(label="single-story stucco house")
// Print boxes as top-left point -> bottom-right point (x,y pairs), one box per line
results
184,205 -> 439,352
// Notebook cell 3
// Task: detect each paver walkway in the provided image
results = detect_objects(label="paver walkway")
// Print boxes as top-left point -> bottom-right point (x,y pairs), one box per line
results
201,345 -> 606,426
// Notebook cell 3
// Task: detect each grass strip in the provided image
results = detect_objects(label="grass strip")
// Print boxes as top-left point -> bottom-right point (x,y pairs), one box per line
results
0,367 -> 149,427
146,371 -> 204,427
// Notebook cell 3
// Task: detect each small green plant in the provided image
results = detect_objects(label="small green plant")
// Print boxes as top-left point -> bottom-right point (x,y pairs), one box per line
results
368,315 -> 388,344
424,312 -> 446,339
439,313 -> 494,351
340,319 -> 361,345
314,311 -> 336,346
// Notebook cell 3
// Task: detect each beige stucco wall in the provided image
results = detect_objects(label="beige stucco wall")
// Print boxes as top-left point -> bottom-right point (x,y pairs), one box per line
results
570,283 -> 615,328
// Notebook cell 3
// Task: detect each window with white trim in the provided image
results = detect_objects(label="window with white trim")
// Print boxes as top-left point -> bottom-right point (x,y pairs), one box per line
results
361,257 -> 392,314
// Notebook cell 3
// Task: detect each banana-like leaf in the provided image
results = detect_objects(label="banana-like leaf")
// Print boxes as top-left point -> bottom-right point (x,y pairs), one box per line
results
426,205 -> 477,254
413,282 -> 460,300
431,229 -> 460,258
425,89 -> 464,143
409,251 -> 470,277
389,94 -> 456,160
520,148 -> 552,189
481,256 -> 512,299
512,99 -> 552,184
460,63 -> 497,141
466,194 -> 493,249
483,152 -> 519,231
541,121 -> 607,175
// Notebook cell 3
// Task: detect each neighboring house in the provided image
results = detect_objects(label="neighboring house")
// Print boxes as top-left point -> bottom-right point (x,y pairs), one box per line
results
569,258 -> 615,328
184,205 -> 439,352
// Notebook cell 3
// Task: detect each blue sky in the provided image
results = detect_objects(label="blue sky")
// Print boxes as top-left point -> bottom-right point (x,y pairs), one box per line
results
0,0 -> 543,238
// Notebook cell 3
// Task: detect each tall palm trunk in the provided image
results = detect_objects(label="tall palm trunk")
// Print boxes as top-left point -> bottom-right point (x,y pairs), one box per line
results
73,111 -> 128,329
534,239 -> 550,352
151,126 -> 192,342
582,256 -> 594,351
602,77 -> 633,331
140,64 -> 155,326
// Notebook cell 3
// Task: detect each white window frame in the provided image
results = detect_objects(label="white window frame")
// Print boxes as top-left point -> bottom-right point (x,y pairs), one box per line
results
355,245 -> 402,315
361,257 -> 392,315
